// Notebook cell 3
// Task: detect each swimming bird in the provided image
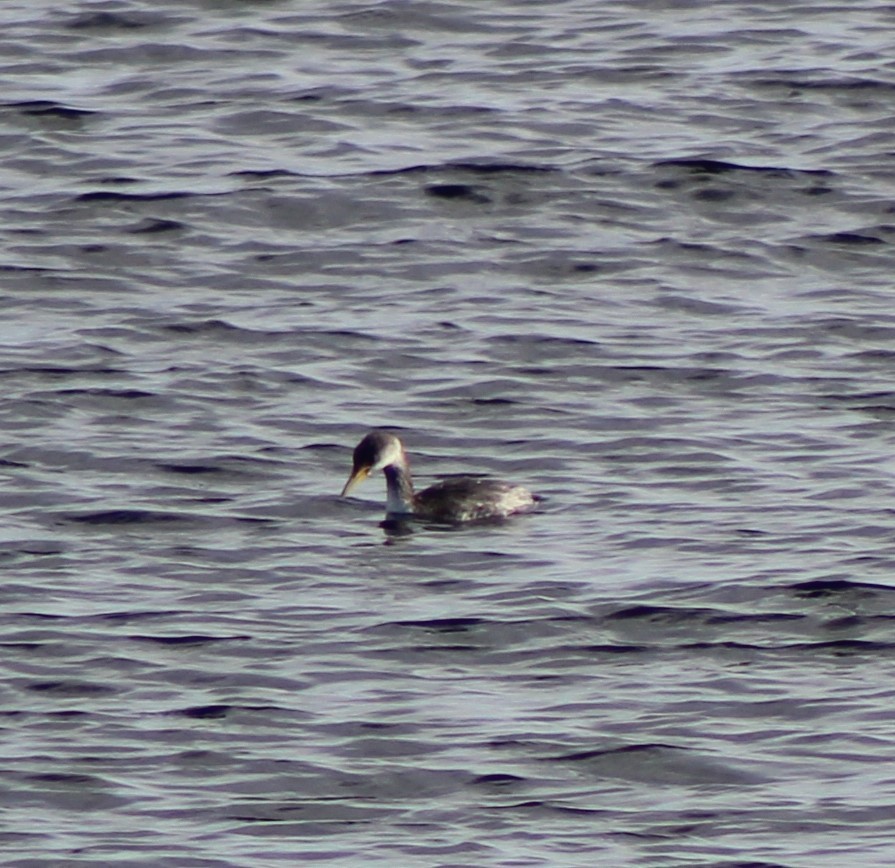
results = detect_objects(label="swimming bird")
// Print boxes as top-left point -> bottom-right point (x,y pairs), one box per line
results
340,430 -> 536,522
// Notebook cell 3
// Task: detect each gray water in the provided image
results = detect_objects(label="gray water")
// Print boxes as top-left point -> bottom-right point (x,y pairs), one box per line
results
3,1 -> 895,865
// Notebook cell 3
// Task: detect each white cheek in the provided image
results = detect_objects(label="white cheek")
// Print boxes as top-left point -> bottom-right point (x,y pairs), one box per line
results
372,443 -> 403,470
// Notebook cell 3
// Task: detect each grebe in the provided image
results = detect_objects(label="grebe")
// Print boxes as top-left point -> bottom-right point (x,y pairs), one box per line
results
340,430 -> 536,522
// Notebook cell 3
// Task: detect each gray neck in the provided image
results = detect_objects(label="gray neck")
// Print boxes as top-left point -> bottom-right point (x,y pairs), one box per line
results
383,461 -> 415,515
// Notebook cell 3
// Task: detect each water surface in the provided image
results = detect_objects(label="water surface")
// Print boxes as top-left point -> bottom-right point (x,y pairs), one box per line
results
3,1 -> 895,865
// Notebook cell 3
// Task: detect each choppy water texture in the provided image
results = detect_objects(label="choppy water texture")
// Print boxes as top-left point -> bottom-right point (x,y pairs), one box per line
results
3,1 -> 895,865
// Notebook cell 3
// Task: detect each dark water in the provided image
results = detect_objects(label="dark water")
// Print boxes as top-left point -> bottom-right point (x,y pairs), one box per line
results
3,1 -> 895,865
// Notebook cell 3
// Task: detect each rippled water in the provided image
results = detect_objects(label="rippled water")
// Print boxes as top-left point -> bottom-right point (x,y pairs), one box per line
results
4,1 -> 895,865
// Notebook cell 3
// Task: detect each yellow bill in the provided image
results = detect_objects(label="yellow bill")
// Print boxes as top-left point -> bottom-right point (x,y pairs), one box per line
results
341,465 -> 370,497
